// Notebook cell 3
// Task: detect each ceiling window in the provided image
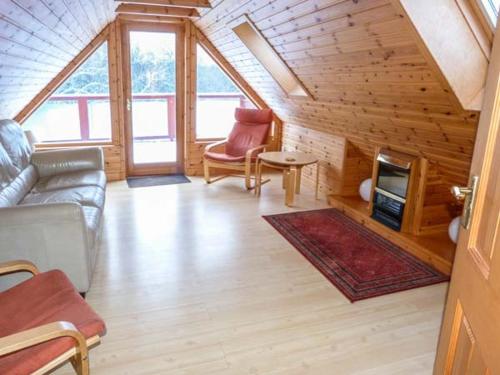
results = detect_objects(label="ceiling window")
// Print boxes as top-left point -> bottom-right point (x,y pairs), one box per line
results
196,44 -> 255,140
479,0 -> 500,27
24,43 -> 112,144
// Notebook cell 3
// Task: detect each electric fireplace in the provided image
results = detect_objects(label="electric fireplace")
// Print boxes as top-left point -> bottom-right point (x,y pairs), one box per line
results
371,149 -> 413,231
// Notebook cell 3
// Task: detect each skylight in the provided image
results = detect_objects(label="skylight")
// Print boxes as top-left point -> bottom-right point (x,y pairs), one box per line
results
479,0 -> 500,26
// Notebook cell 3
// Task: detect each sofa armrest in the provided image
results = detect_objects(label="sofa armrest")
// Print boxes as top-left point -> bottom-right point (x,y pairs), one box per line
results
0,203 -> 93,292
31,147 -> 104,178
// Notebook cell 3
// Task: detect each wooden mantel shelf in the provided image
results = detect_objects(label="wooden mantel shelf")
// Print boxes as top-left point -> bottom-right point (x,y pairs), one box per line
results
328,195 -> 456,276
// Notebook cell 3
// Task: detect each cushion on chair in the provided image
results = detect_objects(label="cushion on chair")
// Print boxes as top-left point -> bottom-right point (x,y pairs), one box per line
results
203,108 -> 273,162
204,151 -> 246,163
226,108 -> 273,158
0,270 -> 106,374
234,107 -> 273,124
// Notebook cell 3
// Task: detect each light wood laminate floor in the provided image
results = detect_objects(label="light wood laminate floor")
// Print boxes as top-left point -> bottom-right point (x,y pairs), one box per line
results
57,176 -> 448,375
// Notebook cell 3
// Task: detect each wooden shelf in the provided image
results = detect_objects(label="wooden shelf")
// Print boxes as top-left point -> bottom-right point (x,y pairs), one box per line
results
328,195 -> 456,275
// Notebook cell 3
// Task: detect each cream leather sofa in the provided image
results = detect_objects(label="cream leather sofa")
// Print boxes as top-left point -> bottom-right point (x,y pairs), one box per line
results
0,119 -> 106,293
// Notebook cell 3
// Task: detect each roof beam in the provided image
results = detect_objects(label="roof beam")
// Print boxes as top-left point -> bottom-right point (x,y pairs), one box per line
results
115,3 -> 200,17
115,0 -> 211,8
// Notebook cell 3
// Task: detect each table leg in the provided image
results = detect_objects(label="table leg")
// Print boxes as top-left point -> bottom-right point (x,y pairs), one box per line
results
255,159 -> 262,196
315,162 -> 320,199
286,167 -> 297,206
282,170 -> 287,190
295,166 -> 302,194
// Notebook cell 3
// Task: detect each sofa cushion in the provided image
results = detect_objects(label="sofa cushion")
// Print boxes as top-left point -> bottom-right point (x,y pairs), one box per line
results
0,142 -> 19,190
82,206 -> 101,251
0,270 -> 106,374
0,120 -> 32,170
33,170 -> 107,193
21,185 -> 105,209
0,165 -> 38,208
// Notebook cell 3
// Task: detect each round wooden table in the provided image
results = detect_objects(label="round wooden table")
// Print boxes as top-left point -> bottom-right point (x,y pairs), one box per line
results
256,151 -> 319,206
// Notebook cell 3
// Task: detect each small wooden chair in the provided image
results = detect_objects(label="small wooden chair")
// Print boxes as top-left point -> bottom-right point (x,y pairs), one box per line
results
0,260 -> 106,375
203,107 -> 273,189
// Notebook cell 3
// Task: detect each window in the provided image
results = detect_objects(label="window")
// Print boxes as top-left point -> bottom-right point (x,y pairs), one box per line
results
196,44 -> 255,140
478,0 -> 500,26
24,43 -> 112,143
232,16 -> 311,98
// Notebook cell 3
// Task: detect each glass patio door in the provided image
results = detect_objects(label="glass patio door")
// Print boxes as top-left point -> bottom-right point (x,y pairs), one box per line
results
123,24 -> 184,176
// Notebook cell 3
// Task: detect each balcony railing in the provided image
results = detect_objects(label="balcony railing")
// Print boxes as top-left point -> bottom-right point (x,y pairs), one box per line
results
42,93 -> 250,143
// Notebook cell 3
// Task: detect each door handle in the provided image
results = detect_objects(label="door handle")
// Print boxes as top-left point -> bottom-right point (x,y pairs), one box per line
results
451,175 -> 479,230
127,98 -> 131,111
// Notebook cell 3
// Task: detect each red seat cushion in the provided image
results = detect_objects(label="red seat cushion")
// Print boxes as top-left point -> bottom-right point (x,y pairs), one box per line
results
204,151 -> 246,163
204,108 -> 273,162
0,270 -> 106,374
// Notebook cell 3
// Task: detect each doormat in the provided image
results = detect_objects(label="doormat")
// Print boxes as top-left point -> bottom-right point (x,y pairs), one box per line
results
127,174 -> 191,188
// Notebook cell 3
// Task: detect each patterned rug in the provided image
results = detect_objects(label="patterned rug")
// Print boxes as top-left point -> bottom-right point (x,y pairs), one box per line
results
263,208 -> 449,302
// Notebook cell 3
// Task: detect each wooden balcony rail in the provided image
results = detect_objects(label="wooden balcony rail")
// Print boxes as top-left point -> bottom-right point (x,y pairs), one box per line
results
47,93 -> 249,143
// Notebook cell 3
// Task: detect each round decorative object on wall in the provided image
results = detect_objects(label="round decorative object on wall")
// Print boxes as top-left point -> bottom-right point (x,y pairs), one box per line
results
359,178 -> 372,202
448,216 -> 461,244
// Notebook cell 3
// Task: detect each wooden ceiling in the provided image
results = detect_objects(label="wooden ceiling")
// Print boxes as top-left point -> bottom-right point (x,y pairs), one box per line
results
0,0 -> 115,119
0,0 -> 484,188
0,0 -> 209,119
194,0 -> 481,186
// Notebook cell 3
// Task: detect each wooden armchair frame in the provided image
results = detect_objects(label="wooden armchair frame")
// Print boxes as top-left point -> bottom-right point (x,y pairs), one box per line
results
0,260 -> 101,375
203,141 -> 270,189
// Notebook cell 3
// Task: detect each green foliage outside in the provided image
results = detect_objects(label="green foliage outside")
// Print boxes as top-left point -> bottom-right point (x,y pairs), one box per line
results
56,42 -> 240,95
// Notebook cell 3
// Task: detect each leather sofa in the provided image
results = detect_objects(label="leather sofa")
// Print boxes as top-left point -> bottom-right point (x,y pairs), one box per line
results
0,119 -> 106,293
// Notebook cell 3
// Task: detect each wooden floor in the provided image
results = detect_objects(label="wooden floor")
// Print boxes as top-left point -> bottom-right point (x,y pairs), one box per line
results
57,176 -> 448,375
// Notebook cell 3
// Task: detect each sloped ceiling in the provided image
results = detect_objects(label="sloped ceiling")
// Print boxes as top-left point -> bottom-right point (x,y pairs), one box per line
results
0,0 -> 481,186
0,0 -> 116,119
195,0 -> 480,185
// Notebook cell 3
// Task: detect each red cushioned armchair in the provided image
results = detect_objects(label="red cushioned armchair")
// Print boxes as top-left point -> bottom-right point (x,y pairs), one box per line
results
0,260 -> 106,375
204,107 -> 273,189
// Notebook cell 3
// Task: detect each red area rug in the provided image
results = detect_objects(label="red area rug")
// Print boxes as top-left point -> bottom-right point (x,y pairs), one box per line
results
263,209 -> 449,302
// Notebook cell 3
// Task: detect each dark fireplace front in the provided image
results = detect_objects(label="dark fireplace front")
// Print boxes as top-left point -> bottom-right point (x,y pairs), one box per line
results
371,152 -> 411,231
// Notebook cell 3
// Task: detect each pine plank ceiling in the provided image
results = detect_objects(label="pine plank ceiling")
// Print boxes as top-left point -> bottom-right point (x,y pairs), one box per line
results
0,0 -> 117,119
194,0 -> 480,185
0,0 -> 481,188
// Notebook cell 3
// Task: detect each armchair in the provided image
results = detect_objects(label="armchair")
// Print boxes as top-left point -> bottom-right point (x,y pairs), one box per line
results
203,107 -> 273,189
0,260 -> 106,374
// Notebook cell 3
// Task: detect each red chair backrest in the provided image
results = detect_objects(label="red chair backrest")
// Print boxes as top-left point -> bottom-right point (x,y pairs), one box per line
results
225,108 -> 273,157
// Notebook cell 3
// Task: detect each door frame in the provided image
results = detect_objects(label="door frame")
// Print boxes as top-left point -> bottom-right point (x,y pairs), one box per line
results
121,22 -> 186,176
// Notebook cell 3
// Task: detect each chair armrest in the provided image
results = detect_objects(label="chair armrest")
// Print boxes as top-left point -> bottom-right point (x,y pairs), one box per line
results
0,321 -> 88,359
245,144 -> 269,162
31,147 -> 104,178
0,260 -> 39,277
205,140 -> 227,153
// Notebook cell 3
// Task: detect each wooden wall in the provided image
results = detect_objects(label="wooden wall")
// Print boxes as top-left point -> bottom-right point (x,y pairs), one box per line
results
195,0 -> 480,195
0,1 -> 117,119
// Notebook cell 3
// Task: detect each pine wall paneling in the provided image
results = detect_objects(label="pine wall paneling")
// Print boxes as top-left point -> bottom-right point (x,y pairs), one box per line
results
194,0 -> 480,230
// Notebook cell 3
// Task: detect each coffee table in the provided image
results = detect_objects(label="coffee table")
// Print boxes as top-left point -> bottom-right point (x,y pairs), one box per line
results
255,151 -> 319,206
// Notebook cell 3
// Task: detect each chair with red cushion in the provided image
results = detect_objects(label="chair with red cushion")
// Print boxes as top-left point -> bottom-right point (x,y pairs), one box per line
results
0,260 -> 106,375
203,107 -> 274,189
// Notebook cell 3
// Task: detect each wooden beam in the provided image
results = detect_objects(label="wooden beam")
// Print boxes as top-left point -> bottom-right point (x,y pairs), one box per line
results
115,3 -> 200,17
115,0 -> 211,8
117,14 -> 186,24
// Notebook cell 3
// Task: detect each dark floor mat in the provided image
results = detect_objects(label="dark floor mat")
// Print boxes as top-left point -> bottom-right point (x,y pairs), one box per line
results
127,174 -> 191,188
